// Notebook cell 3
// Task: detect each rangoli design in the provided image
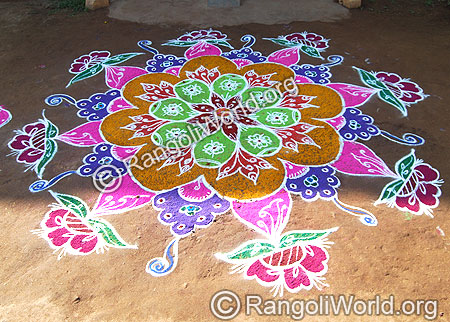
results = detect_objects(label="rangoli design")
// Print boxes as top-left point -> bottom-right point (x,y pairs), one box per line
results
9,29 -> 443,296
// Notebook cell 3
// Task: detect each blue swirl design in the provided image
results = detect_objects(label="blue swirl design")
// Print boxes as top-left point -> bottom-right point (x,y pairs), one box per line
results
240,34 -> 256,48
380,131 -> 425,146
333,197 -> 378,226
137,40 -> 159,56
29,170 -> 77,193
146,239 -> 179,276
45,94 -> 77,106
322,55 -> 344,67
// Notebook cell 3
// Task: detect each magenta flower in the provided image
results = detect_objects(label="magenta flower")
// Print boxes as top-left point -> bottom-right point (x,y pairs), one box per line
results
33,192 -> 137,259
245,245 -> 330,295
395,163 -> 442,215
376,150 -> 443,216
285,32 -> 329,50
69,51 -> 111,74
39,208 -> 99,258
8,121 -> 46,164
375,72 -> 426,106
178,29 -> 227,41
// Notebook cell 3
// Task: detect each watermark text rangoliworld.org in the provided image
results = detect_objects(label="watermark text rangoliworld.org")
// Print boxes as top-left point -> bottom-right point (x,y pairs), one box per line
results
209,290 -> 439,320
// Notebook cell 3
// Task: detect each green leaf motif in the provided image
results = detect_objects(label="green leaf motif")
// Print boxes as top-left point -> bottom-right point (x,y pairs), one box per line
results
378,179 -> 404,202
354,67 -> 388,90
66,63 -> 104,87
395,151 -> 416,180
224,241 -> 275,260
53,192 -> 89,218
102,53 -> 143,66
88,219 -> 135,248
36,139 -> 57,178
378,89 -> 407,116
264,38 -> 298,48
300,45 -> 322,59
163,40 -> 197,47
208,39 -> 234,49
45,118 -> 59,139
279,231 -> 327,248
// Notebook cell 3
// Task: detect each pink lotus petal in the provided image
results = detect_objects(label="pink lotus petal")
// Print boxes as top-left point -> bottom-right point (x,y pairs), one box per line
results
331,141 -> 396,177
185,41 -> 222,59
0,106 -> 12,128
92,174 -> 155,216
111,146 -> 139,161
105,66 -> 147,89
326,116 -> 345,131
178,178 -> 213,202
164,66 -> 182,76
284,161 -> 308,179
327,83 -> 377,108
295,75 -> 314,84
56,121 -> 103,147
108,98 -> 133,113
268,48 -> 300,67
233,189 -> 291,238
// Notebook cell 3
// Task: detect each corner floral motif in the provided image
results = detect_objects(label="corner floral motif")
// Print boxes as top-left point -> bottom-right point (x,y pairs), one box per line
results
8,114 -> 58,178
67,51 -> 143,87
264,31 -> 329,59
354,67 -> 427,116
32,191 -> 136,259
376,150 -> 443,216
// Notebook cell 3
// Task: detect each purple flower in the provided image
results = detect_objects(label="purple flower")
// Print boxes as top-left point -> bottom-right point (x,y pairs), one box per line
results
286,166 -> 340,200
290,64 -> 331,84
339,108 -> 380,141
153,188 -> 230,237
78,143 -> 127,179
145,54 -> 187,73
76,89 -> 120,121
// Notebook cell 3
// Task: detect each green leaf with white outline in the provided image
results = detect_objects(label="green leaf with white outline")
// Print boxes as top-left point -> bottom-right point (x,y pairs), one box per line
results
163,39 -> 233,48
36,139 -> 57,178
66,63 -> 104,87
88,218 -> 135,248
279,231 -> 328,248
378,89 -> 407,116
264,38 -> 298,48
163,40 -> 197,47
220,241 -> 276,261
52,192 -> 89,218
378,179 -> 404,202
45,118 -> 59,139
300,45 -> 322,59
354,67 -> 388,90
102,53 -> 143,66
207,39 -> 233,49
395,151 -> 416,180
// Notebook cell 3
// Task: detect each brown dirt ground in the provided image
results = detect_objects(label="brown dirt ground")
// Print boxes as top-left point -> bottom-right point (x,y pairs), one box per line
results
0,1 -> 449,321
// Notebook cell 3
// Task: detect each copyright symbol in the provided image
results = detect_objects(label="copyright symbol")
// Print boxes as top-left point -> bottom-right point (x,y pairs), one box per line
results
92,165 -> 123,193
210,290 -> 241,320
